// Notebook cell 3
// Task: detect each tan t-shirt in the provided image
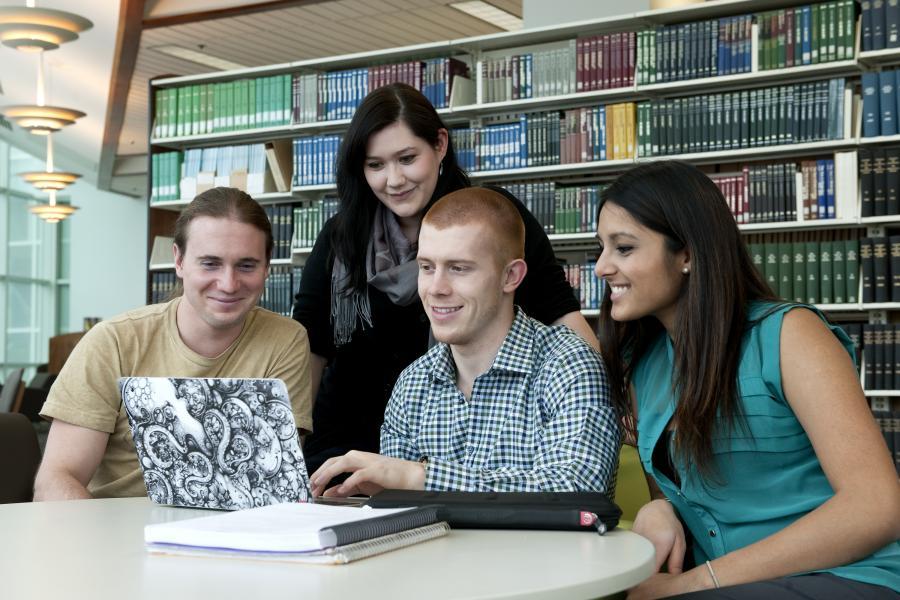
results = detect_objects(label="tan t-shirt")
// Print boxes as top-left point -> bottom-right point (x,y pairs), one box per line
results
40,298 -> 312,498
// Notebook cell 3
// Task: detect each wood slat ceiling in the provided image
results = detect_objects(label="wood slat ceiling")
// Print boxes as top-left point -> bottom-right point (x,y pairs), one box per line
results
117,0 -> 522,156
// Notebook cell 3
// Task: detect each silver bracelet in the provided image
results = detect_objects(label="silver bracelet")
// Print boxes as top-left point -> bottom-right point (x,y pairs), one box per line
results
705,560 -> 721,589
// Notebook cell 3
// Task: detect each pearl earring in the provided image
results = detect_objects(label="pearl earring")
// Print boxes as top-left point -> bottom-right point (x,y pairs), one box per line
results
682,267 -> 690,274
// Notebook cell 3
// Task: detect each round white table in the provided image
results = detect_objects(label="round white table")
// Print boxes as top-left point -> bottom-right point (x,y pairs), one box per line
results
0,497 -> 655,599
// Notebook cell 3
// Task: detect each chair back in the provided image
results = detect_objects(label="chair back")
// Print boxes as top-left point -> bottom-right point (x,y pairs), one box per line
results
0,368 -> 24,413
614,445 -> 651,528
0,413 -> 41,503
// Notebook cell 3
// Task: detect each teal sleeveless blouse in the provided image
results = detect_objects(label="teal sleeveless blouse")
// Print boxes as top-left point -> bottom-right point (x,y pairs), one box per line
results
632,302 -> 900,592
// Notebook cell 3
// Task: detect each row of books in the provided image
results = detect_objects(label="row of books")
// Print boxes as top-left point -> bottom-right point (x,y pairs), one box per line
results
636,78 -> 846,157
860,236 -> 900,303
861,0 -> 900,51
559,104 -> 636,163
575,33 -> 635,92
858,324 -> 900,390
861,69 -> 900,138
710,157 -> 851,225
500,182 -> 607,235
150,152 -> 183,203
870,411 -> 900,474
293,196 -> 339,249
150,271 -> 178,305
860,146 -> 900,217
292,58 -> 469,123
756,2 -> 856,71
451,103 -> 636,172
151,144 -> 277,204
562,262 -> 604,310
258,265 -> 302,318
264,203 -> 296,261
481,42 -> 583,102
292,135 -> 340,187
636,16 -> 751,85
747,232 -> 859,304
152,75 -> 292,139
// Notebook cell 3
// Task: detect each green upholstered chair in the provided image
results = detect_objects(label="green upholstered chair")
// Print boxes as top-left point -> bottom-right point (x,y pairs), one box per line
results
614,444 -> 651,530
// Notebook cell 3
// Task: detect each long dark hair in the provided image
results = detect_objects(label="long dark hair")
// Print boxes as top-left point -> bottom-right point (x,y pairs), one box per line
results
597,161 -> 778,477
331,83 -> 470,293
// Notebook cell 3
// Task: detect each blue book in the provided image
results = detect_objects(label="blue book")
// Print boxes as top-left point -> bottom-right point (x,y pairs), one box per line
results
816,159 -> 828,219
598,106 -> 607,161
826,159 -> 836,219
875,0 -> 887,50
863,0 -> 874,51
862,72 -> 882,137
717,18 -> 726,75
881,70 -> 898,136
888,0 -> 900,48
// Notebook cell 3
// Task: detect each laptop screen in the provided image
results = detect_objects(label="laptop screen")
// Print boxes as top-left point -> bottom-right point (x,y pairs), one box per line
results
120,377 -> 311,509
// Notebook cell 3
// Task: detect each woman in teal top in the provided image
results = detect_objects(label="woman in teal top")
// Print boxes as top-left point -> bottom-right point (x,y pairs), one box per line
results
594,161 -> 900,599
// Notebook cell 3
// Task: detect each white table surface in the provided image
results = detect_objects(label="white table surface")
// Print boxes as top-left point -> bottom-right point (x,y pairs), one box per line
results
0,497 -> 655,600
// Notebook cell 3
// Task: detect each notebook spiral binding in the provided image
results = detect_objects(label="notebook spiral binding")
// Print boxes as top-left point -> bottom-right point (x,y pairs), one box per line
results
326,522 -> 451,564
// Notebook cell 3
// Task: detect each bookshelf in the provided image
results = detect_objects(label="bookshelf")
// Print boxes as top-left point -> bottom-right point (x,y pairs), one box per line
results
145,0 -> 900,366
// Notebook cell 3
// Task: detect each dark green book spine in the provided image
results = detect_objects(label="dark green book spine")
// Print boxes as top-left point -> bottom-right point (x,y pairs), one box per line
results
806,240 -> 820,303
765,239 -> 780,293
874,236 -> 890,302
845,238 -> 859,303
832,240 -> 846,304
819,240 -> 834,304
860,237 -> 875,303
779,240 -> 793,300
793,240 -> 807,302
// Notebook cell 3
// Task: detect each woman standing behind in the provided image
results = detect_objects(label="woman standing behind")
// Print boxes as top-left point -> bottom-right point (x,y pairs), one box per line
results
594,161 -> 900,599
294,83 -> 596,472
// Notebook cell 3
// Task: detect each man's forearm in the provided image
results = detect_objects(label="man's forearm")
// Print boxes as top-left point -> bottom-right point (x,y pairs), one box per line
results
33,468 -> 93,501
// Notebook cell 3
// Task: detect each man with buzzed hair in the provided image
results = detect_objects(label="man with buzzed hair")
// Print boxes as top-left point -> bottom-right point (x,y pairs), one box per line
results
310,187 -> 619,496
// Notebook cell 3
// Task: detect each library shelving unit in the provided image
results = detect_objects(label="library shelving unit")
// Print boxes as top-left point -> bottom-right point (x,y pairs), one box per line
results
146,0 -> 900,408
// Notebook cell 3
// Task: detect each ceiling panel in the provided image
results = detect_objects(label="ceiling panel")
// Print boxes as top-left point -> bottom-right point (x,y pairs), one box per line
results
117,0 -> 520,157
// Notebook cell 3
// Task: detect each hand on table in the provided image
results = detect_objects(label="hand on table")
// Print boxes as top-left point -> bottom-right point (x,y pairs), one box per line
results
309,450 -> 426,497
632,498 -> 688,574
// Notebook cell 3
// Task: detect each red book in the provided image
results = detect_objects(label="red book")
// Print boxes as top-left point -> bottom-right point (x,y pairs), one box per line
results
785,9 -> 795,68
589,35 -> 599,91
576,37 -> 585,92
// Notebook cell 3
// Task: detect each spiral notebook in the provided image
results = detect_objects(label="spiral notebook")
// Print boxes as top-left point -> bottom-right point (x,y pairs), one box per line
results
144,502 -> 444,563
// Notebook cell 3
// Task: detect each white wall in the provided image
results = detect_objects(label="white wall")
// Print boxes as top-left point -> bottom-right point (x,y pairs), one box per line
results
523,0 -> 650,28
66,180 -> 147,332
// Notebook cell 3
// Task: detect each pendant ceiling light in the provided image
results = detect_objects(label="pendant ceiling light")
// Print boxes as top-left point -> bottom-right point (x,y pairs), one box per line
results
30,190 -> 77,222
0,3 -> 92,52
26,133 -> 79,222
0,50 -> 85,134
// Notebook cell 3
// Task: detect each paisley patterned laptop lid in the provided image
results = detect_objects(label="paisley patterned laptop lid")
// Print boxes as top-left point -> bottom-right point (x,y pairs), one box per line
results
119,377 -> 311,509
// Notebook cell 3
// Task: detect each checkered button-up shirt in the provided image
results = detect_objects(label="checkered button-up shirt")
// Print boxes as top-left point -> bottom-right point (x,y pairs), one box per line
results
380,309 -> 620,493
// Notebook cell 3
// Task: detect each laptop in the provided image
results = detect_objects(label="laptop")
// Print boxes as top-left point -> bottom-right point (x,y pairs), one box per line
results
120,377 -> 312,509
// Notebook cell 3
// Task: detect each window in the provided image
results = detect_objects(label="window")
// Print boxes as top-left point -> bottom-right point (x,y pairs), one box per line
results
0,139 -> 68,381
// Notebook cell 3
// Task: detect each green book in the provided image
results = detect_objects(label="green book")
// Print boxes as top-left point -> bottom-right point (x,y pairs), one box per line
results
779,241 -> 792,300
845,238 -> 859,303
827,1 -> 837,62
764,240 -> 779,293
843,0 -> 855,61
811,4 -> 820,63
793,241 -> 807,303
806,240 -> 820,304
832,241 -> 846,304
749,241 -> 765,280
820,240 -> 834,304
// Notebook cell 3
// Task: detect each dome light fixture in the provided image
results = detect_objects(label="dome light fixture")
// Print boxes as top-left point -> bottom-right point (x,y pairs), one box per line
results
0,5 -> 92,52
18,169 -> 79,190
0,104 -> 85,134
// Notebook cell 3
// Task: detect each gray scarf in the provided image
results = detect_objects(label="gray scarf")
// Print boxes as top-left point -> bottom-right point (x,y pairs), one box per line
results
331,203 -> 420,346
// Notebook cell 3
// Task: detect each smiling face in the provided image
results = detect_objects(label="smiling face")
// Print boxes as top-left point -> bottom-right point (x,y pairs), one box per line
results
363,120 -> 448,235
594,202 -> 689,333
174,216 -> 268,338
417,222 -> 522,353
